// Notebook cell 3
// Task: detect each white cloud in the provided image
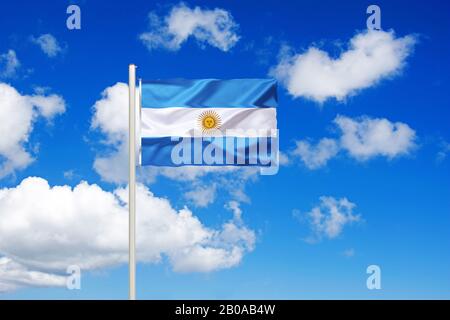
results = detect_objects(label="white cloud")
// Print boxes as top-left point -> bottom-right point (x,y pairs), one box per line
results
0,83 -> 65,179
27,94 -> 66,118
302,196 -> 361,242
436,141 -> 450,163
225,200 -> 242,222
63,169 -> 76,180
94,141 -> 130,184
271,30 -> 416,103
342,248 -> 355,258
292,138 -> 339,169
0,257 -> 66,292
31,34 -> 63,57
278,151 -> 291,166
91,83 -> 129,144
290,115 -> 416,169
0,50 -> 20,78
185,184 -> 217,207
168,217 -> 255,273
139,3 -> 239,52
91,82 -> 131,184
335,115 -> 416,160
0,176 -> 256,291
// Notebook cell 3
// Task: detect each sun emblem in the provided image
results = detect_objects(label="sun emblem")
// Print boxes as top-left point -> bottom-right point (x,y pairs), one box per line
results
197,110 -> 222,134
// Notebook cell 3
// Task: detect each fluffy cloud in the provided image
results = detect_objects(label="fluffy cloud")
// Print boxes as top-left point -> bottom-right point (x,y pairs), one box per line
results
91,82 -> 131,184
185,184 -> 217,207
335,115 -> 416,160
139,3 -> 239,52
91,83 -> 128,144
0,257 -> 66,292
342,248 -> 355,258
31,34 -> 63,57
292,138 -> 339,169
300,196 -> 361,242
0,177 -> 256,291
225,200 -> 242,222
436,141 -> 450,163
0,50 -> 20,78
271,30 -> 416,103
169,221 -> 254,272
0,83 -> 65,179
290,115 -> 416,169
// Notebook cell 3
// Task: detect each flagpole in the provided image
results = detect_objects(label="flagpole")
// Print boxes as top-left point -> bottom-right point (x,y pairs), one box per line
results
128,64 -> 137,300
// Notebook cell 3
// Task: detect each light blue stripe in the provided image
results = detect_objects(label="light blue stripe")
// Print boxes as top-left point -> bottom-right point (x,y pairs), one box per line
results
141,136 -> 276,167
141,79 -> 277,109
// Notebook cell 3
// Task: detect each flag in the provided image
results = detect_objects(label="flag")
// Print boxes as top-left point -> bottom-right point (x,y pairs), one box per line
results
138,78 -> 278,173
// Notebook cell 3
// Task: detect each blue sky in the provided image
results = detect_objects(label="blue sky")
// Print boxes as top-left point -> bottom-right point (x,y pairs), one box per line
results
0,0 -> 449,299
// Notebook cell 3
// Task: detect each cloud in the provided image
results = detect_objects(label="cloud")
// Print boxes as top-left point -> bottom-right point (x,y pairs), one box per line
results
139,2 -> 239,52
270,30 -> 416,103
185,184 -> 217,207
31,34 -> 63,57
0,83 -> 65,179
0,50 -> 20,78
0,257 -> 66,292
91,83 -> 128,144
169,221 -> 254,272
0,177 -> 256,291
63,169 -> 77,180
290,115 -> 416,169
436,140 -> 450,163
91,82 -> 131,184
342,248 -> 355,258
292,138 -> 339,169
299,196 -> 361,242
335,115 -> 416,160
225,200 -> 242,222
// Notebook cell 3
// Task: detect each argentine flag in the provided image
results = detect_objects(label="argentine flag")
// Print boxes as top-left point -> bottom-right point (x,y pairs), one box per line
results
138,79 -> 278,174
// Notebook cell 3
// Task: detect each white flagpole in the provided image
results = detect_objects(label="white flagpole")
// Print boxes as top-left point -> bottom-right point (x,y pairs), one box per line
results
128,64 -> 137,300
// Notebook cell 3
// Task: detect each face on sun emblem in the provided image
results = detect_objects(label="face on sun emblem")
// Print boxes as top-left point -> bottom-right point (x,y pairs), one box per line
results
197,110 -> 222,134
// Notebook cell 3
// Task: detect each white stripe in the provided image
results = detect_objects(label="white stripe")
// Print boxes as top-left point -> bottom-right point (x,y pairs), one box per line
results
141,107 -> 277,137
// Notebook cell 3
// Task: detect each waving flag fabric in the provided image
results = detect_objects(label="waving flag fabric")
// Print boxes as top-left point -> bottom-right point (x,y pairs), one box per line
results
139,79 -> 278,169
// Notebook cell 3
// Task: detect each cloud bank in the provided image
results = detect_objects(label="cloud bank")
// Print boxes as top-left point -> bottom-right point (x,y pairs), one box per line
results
0,177 -> 256,291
